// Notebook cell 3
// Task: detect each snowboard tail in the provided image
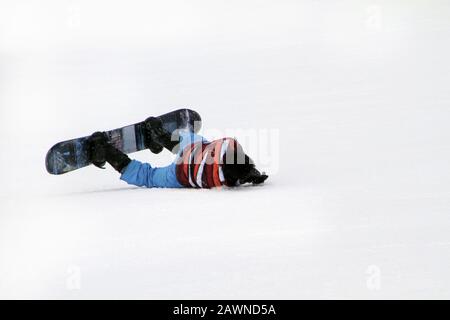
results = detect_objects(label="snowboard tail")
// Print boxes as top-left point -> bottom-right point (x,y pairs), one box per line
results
46,109 -> 201,175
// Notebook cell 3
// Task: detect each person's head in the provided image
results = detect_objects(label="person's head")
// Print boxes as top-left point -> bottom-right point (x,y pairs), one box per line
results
222,139 -> 267,186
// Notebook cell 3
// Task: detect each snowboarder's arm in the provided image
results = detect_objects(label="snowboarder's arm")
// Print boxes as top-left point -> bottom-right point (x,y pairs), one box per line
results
120,160 -> 182,188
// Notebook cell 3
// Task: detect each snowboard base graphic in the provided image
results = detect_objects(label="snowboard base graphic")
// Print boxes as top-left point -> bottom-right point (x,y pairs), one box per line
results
46,109 -> 201,175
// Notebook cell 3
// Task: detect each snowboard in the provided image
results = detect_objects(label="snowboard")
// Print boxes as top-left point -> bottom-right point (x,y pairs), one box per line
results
46,109 -> 202,175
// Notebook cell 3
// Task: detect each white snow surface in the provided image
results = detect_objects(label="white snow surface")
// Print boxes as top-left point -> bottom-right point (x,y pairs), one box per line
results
1,0 -> 450,299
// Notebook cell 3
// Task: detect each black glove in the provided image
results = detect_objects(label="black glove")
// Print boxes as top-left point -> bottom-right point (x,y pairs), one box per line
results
144,117 -> 179,154
87,132 -> 131,173
239,167 -> 269,185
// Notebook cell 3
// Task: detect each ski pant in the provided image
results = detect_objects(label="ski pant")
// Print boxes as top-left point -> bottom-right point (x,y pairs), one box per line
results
120,131 -> 208,188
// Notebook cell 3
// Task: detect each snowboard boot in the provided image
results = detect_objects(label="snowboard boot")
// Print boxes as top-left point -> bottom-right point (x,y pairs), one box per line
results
145,117 -> 164,154
87,132 -> 131,173
144,117 -> 180,154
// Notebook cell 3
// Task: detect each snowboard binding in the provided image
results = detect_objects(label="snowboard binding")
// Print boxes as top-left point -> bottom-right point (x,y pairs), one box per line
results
144,117 -> 180,154
87,131 -> 132,173
87,131 -> 109,169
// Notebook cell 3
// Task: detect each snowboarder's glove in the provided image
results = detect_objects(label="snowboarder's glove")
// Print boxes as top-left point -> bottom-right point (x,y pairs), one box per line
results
239,167 -> 269,185
144,117 -> 179,154
87,132 -> 131,173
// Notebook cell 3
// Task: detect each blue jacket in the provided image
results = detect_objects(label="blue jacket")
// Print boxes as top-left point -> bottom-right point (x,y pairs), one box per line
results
120,131 -> 208,188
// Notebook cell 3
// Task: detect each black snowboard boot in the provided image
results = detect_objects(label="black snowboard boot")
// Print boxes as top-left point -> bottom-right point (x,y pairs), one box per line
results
87,132 -> 131,173
144,117 -> 180,154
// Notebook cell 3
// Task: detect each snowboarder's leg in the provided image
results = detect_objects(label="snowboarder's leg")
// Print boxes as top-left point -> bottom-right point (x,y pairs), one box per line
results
177,130 -> 208,153
88,132 -> 182,188
120,161 -> 182,188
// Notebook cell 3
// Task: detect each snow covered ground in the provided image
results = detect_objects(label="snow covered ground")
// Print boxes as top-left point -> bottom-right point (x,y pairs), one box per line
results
1,0 -> 450,299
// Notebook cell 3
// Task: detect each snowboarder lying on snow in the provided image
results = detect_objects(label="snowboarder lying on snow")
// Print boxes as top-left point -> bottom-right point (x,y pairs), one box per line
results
87,117 -> 268,188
